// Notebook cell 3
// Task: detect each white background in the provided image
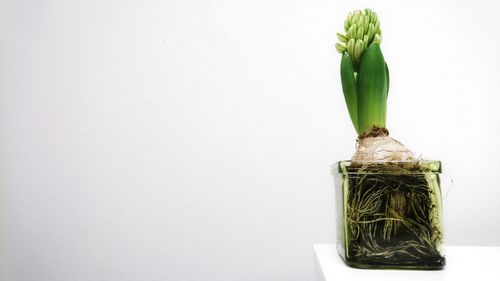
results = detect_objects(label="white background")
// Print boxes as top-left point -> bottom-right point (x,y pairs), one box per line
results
1,0 -> 499,280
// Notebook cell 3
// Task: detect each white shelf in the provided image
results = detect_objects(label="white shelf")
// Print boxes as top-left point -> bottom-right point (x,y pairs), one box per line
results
314,244 -> 500,281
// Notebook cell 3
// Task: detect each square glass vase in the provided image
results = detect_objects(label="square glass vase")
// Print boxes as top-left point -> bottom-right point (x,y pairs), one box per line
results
332,160 -> 445,270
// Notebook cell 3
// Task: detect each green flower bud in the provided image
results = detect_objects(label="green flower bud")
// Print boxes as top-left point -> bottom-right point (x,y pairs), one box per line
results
347,39 -> 355,57
367,23 -> 375,42
363,16 -> 369,32
352,13 -> 360,27
337,33 -> 348,43
371,11 -> 378,24
347,24 -> 356,39
354,39 -> 364,62
357,26 -> 364,39
344,18 -> 350,32
335,43 -> 347,53
356,14 -> 363,27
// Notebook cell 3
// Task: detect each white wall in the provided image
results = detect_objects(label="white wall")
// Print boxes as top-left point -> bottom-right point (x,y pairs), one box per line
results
1,0 -> 499,280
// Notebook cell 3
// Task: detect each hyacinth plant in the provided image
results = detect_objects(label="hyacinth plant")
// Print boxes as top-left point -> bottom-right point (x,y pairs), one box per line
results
335,9 -> 385,136
332,9 -> 445,270
335,9 -> 413,162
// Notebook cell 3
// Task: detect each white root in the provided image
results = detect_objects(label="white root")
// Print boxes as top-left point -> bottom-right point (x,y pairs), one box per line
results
351,136 -> 415,162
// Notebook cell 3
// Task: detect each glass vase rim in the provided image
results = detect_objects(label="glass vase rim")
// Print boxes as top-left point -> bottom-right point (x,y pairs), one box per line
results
332,160 -> 442,175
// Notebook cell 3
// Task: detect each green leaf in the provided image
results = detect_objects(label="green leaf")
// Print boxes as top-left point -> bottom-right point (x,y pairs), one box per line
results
340,52 -> 360,134
357,43 -> 387,134
385,61 -> 390,97
384,62 -> 390,122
